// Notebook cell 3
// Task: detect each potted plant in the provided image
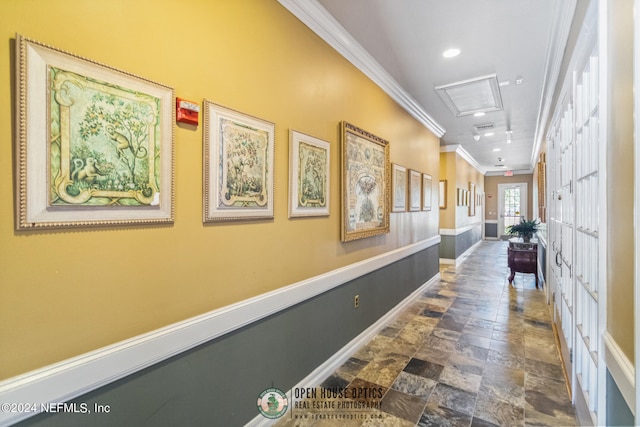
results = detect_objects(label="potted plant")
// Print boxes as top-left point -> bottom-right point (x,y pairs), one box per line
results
507,218 -> 539,242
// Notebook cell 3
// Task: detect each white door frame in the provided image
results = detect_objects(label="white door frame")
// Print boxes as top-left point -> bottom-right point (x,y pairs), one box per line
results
497,182 -> 528,237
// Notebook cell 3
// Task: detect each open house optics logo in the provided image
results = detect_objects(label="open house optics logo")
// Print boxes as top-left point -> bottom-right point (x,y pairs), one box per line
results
257,388 -> 288,419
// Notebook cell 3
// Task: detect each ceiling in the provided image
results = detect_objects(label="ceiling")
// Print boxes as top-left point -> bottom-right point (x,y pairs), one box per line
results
279,0 -> 577,175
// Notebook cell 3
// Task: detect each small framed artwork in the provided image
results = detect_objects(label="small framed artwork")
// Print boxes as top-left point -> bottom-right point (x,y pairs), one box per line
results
439,180 -> 447,209
341,121 -> 390,242
203,100 -> 275,221
469,182 -> 476,216
422,174 -> 432,211
289,129 -> 330,218
391,164 -> 407,212
15,35 -> 174,230
408,169 -> 422,211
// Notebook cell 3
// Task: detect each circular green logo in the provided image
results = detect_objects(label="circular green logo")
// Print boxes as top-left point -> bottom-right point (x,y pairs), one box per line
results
257,387 -> 288,419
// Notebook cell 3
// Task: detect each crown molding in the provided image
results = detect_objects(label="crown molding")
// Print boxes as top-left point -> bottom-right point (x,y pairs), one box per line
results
277,0 -> 446,138
440,144 -> 486,175
531,0 -> 578,170
484,169 -> 533,177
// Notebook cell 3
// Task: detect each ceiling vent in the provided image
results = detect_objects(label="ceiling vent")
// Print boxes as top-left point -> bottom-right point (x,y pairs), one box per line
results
435,74 -> 503,117
474,122 -> 495,132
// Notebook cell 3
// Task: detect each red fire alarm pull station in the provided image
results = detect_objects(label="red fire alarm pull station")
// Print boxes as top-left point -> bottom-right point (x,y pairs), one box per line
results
176,98 -> 200,126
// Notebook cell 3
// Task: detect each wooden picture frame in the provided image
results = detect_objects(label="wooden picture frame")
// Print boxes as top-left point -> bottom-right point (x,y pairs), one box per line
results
391,164 -> 407,212
288,129 -> 330,218
469,182 -> 476,216
15,35 -> 174,230
408,169 -> 422,212
439,180 -> 447,209
422,173 -> 432,211
340,121 -> 390,242
203,100 -> 275,221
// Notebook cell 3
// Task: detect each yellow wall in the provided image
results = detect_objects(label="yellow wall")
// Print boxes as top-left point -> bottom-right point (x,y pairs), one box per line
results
605,0 -> 634,361
0,0 -> 439,379
439,151 -> 484,230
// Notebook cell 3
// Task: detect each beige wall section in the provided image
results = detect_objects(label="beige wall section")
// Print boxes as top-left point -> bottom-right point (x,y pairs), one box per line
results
439,152 -> 456,229
0,0 -> 439,379
455,155 -> 484,229
605,0 -> 634,361
439,150 -> 484,230
484,174 -> 534,222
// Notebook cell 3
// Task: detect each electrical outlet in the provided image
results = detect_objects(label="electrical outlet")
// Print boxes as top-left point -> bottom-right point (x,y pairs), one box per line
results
354,295 -> 360,308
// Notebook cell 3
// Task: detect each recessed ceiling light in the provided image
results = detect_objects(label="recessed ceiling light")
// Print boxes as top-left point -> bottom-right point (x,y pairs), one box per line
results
484,132 -> 494,137
493,148 -> 501,152
473,112 -> 486,117
442,48 -> 460,58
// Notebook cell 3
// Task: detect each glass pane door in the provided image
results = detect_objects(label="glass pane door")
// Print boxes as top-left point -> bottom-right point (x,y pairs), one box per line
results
503,187 -> 522,230
498,183 -> 528,238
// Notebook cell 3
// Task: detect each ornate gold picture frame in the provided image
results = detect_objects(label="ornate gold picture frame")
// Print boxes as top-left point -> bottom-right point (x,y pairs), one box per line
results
340,121 -> 390,242
15,35 -> 174,230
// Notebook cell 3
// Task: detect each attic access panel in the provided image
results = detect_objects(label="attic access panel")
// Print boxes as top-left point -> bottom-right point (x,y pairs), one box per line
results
435,74 -> 503,117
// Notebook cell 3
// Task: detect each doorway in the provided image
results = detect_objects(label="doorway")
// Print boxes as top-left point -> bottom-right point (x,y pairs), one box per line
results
497,182 -> 528,238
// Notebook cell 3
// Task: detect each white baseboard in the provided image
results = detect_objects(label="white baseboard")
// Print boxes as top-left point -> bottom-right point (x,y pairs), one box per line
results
246,273 -> 441,426
0,236 -> 440,427
603,332 -> 636,415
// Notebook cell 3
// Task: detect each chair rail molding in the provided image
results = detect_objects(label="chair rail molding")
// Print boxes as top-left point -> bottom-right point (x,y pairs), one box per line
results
0,236 -> 440,426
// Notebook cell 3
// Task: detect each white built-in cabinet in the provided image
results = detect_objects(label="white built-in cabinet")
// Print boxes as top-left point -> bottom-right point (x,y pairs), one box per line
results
546,1 -> 605,424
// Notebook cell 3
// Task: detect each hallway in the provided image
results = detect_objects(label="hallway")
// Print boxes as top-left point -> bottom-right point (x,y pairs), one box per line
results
280,240 -> 576,426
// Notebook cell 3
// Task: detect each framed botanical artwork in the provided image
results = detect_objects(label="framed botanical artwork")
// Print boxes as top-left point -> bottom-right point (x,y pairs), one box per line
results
469,182 -> 476,216
391,164 -> 407,212
203,100 -> 275,221
422,174 -> 432,211
288,129 -> 330,218
408,169 -> 422,212
341,121 -> 390,242
439,180 -> 447,209
15,35 -> 174,230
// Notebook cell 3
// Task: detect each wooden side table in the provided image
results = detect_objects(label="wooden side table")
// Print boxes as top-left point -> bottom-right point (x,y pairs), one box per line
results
507,239 -> 538,287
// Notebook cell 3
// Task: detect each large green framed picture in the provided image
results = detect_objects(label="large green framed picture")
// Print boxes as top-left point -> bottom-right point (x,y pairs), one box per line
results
15,35 -> 174,230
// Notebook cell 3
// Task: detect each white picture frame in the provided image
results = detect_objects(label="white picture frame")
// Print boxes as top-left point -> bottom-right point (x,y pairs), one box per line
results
288,129 -> 330,218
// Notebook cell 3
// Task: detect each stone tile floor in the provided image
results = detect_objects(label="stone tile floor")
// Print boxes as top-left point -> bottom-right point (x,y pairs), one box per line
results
277,241 -> 576,426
